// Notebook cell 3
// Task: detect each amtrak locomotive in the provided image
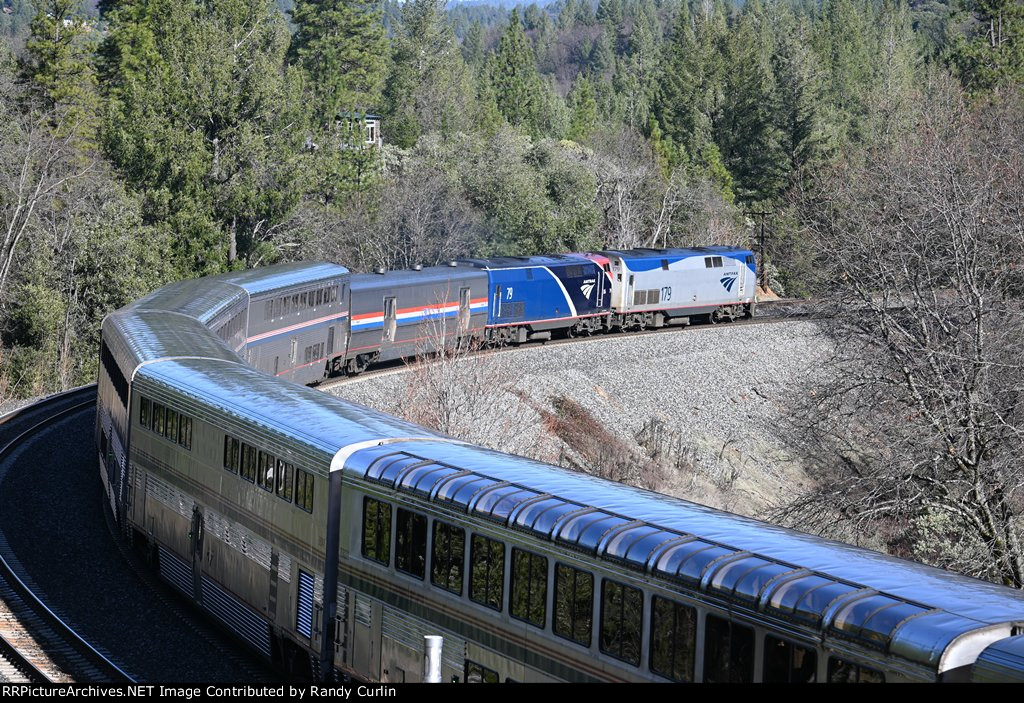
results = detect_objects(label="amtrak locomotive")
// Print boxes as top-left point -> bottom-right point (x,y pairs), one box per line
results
95,252 -> 1024,683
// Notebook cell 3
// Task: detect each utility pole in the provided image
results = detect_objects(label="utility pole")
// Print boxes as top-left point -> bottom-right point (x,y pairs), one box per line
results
745,210 -> 771,292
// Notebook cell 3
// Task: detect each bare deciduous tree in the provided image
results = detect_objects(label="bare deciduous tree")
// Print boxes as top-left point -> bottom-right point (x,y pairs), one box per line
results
774,78 -> 1024,587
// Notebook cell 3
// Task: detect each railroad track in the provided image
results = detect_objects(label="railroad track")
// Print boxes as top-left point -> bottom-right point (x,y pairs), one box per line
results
0,386 -> 133,684
319,298 -> 817,390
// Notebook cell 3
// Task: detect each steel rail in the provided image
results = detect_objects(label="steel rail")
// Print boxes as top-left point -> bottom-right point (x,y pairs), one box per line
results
0,385 -> 134,683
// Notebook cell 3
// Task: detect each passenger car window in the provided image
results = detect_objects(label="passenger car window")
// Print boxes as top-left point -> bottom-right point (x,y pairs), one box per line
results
510,549 -> 547,628
362,497 -> 392,564
764,636 -> 817,683
431,521 -> 465,594
600,580 -> 643,665
828,657 -> 884,683
554,564 -> 593,646
469,534 -> 504,611
703,614 -> 754,683
395,509 -> 427,580
650,596 -> 696,682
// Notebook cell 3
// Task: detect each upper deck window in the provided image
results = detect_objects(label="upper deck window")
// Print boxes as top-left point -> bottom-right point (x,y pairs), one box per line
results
469,534 -> 505,611
362,497 -> 392,565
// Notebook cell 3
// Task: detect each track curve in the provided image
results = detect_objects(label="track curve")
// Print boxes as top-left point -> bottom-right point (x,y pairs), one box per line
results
0,387 -> 132,683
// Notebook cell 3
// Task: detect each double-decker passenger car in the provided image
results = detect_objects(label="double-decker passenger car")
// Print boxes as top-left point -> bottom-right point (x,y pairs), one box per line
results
97,261 -> 1024,683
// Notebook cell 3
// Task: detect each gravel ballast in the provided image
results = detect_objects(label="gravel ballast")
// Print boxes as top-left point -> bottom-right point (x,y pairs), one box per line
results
329,320 -> 832,517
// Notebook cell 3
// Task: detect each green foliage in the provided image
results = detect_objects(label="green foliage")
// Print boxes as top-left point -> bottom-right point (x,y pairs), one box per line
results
951,0 -> 1024,93
489,10 -> 550,137
383,0 -> 474,148
716,5 -> 786,204
567,75 -> 598,142
1,0 -> 35,39
289,0 -> 387,123
655,1 -> 725,170
23,0 -> 100,141
455,128 -> 600,254
102,0 -> 308,272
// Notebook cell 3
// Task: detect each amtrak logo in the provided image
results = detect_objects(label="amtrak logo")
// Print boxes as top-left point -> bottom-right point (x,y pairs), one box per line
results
720,273 -> 739,292
581,282 -> 595,299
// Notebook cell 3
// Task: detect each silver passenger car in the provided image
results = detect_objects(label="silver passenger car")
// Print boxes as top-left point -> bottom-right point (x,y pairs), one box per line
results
97,260 -> 1024,683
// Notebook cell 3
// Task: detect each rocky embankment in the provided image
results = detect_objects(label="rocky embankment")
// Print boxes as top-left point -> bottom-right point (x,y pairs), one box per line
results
328,320 -> 833,519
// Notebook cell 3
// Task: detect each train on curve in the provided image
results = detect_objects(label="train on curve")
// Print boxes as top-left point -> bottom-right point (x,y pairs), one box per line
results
96,251 -> 1024,683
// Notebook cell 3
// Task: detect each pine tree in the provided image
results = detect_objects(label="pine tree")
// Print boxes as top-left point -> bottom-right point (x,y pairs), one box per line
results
383,0 -> 474,148
952,0 -> 1024,93
716,2 -> 786,204
655,0 -> 726,169
567,75 -> 598,142
770,8 -> 825,187
289,0 -> 387,125
462,21 -> 486,69
22,0 -> 99,141
102,0 -> 308,272
490,10 -> 545,135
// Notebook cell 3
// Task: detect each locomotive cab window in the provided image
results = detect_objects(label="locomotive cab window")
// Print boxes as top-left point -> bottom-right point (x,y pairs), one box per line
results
432,521 -> 465,594
703,614 -> 754,683
510,549 -> 547,628
395,509 -> 427,580
469,534 -> 505,611
600,579 -> 642,666
554,564 -> 593,647
362,497 -> 392,565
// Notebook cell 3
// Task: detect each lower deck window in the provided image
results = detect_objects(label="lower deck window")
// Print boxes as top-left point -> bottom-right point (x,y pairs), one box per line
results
465,660 -> 498,684
703,614 -> 754,683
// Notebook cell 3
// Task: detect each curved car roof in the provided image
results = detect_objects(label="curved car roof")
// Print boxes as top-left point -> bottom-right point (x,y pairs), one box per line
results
342,438 -> 1024,668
